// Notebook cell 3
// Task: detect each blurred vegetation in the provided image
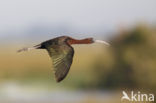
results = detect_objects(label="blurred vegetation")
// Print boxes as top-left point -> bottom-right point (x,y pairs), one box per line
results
0,24 -> 156,94
86,25 -> 156,94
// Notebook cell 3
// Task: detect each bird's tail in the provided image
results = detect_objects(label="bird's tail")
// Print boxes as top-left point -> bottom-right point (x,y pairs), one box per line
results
17,44 -> 41,53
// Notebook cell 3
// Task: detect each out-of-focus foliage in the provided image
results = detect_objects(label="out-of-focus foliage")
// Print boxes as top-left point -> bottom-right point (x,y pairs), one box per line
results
1,24 -> 156,103
87,25 -> 156,93
0,24 -> 156,94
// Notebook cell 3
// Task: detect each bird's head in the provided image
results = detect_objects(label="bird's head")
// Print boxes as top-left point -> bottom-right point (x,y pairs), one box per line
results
81,38 -> 94,44
66,36 -> 110,46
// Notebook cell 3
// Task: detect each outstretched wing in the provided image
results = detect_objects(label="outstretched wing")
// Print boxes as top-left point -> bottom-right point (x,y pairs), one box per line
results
46,43 -> 74,82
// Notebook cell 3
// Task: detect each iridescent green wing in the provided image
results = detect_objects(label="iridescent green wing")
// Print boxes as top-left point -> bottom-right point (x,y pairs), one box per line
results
46,43 -> 74,82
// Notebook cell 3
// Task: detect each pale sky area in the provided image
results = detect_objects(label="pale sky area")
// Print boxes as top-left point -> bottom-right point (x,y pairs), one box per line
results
0,0 -> 156,40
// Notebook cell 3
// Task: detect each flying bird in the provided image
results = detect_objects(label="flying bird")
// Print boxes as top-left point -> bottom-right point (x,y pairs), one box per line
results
18,36 -> 110,82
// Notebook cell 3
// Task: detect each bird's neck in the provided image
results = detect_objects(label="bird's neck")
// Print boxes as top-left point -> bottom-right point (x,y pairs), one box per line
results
68,38 -> 94,45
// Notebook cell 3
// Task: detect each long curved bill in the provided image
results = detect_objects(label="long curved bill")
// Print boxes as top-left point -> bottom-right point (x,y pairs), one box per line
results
95,40 -> 110,46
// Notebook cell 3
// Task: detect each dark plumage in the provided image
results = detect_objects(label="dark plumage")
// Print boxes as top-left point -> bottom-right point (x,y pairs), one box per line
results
18,36 -> 109,82
18,36 -> 94,82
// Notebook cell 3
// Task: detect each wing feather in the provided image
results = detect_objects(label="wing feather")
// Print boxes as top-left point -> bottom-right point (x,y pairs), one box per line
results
45,43 -> 74,82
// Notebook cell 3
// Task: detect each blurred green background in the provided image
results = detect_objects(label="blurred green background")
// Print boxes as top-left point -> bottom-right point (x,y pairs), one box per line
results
0,24 -> 156,103
0,0 -> 156,103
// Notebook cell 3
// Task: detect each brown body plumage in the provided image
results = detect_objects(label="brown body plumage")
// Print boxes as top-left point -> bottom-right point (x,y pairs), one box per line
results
18,36 -> 109,82
38,36 -> 93,82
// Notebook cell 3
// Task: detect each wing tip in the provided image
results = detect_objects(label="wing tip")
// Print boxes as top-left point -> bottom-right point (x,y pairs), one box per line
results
54,73 -> 65,83
55,77 -> 64,83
